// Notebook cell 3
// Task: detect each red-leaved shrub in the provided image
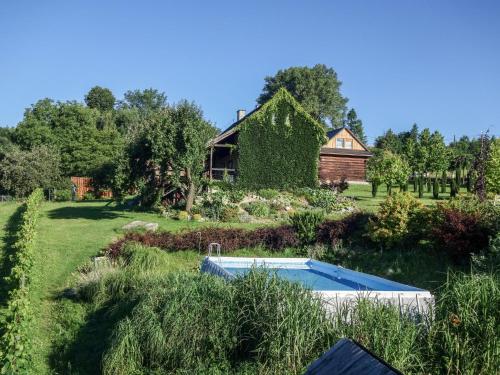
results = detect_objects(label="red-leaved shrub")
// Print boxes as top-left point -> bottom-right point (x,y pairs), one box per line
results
316,213 -> 367,247
106,225 -> 299,258
432,208 -> 491,262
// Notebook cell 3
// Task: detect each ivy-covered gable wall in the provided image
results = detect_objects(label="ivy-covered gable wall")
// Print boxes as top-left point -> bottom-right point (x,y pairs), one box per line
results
237,88 -> 327,189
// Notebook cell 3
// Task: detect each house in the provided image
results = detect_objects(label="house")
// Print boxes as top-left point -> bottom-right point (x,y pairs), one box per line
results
208,89 -> 371,186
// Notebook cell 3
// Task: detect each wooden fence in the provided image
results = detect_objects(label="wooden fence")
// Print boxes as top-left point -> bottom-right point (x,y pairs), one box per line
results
70,177 -> 112,199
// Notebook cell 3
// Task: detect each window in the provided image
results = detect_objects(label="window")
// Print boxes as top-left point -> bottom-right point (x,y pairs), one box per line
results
335,138 -> 354,149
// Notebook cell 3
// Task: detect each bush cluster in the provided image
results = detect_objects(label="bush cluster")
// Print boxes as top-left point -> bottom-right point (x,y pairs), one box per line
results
368,193 -> 499,262
0,189 -> 44,373
290,210 -> 325,245
368,192 -> 424,248
107,225 -> 300,258
431,197 -> 499,262
107,214 -> 364,258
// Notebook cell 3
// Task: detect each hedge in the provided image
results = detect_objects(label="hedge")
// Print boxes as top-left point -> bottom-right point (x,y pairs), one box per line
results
0,189 -> 44,374
106,213 -> 367,257
237,88 -> 327,189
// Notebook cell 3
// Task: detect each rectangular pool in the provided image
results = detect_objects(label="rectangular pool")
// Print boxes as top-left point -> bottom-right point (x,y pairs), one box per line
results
201,257 -> 433,315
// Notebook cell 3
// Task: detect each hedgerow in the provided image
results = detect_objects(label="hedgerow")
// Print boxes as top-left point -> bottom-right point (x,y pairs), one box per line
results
0,188 -> 44,374
237,88 -> 327,189
106,214 -> 365,258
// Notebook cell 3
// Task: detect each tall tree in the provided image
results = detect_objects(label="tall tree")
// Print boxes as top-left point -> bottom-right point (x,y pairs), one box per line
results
486,138 -> 500,194
374,129 -> 403,153
170,101 -> 217,211
14,100 -> 123,176
367,150 -> 410,196
120,88 -> 168,114
345,108 -> 367,143
257,64 -> 348,128
0,145 -> 63,197
428,131 -> 449,177
85,86 -> 116,111
473,133 -> 492,201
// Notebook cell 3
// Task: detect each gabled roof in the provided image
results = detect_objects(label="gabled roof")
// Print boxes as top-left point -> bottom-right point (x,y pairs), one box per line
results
210,88 -> 326,146
326,126 -> 370,152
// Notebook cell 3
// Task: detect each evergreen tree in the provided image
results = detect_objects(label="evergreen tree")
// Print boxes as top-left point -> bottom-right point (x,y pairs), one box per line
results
345,108 -> 367,143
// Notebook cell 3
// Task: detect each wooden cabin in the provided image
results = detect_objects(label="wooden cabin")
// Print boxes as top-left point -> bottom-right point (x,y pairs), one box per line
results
209,103 -> 372,183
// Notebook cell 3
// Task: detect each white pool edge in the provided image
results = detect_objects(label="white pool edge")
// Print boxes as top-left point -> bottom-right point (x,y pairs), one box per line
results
202,256 -> 434,316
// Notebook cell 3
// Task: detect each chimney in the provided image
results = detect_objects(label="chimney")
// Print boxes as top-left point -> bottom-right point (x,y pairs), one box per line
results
236,109 -> 246,121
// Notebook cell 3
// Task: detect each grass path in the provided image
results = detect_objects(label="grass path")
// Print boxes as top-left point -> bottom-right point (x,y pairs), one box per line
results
27,200 -> 258,373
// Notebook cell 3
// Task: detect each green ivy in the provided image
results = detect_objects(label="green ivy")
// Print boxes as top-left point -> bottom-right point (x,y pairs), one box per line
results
237,88 -> 327,189
0,189 -> 44,374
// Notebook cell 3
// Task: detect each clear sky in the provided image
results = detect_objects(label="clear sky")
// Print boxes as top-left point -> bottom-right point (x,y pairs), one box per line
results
1,0 -> 499,144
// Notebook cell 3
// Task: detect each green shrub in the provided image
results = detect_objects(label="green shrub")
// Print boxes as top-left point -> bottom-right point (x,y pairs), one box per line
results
368,192 -> 424,248
258,188 -> 279,200
290,210 -> 325,245
54,189 -> 72,201
228,190 -> 246,204
177,211 -> 189,221
82,191 -> 95,200
301,188 -> 352,213
0,189 -> 44,373
220,205 -> 240,222
201,191 -> 226,220
192,213 -> 203,222
244,201 -> 270,217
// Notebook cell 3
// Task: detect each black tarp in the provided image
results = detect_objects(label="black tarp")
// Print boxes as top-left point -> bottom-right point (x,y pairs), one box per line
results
304,338 -> 403,375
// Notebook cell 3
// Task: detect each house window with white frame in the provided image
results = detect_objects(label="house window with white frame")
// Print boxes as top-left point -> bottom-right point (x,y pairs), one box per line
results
335,138 -> 353,149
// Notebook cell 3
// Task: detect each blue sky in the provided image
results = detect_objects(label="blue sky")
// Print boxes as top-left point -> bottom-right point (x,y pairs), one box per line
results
1,0 -> 499,144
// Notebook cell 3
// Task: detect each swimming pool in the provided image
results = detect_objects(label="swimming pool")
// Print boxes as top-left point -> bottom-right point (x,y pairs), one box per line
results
201,257 -> 433,315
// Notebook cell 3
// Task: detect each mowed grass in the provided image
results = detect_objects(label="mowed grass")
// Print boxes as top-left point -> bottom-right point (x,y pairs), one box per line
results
4,200 -> 258,374
343,183 -> 467,212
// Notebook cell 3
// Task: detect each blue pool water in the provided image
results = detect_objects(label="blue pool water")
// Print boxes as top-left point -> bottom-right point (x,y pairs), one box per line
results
224,267 -> 374,291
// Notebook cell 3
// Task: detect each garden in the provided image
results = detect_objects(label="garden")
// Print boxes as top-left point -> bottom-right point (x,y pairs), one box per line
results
0,73 -> 499,374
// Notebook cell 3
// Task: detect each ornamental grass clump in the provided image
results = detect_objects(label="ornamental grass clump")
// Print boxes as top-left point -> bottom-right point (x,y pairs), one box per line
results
429,271 -> 500,375
290,210 -> 325,246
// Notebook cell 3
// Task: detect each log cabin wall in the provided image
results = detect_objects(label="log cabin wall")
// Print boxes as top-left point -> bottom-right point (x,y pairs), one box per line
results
319,154 -> 368,181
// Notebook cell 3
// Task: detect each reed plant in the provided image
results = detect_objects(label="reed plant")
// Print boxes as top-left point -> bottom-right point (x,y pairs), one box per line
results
75,243 -> 499,374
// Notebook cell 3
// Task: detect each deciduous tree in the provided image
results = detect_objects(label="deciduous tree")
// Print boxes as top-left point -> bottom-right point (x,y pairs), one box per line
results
257,64 -> 348,128
85,86 -> 116,111
0,145 -> 63,197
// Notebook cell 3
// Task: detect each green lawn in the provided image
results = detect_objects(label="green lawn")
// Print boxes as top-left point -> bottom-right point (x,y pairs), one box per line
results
0,198 -> 462,373
343,182 -> 465,212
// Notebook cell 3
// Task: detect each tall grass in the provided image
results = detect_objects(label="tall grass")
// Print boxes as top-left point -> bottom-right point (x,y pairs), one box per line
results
429,272 -> 499,374
75,244 -> 500,374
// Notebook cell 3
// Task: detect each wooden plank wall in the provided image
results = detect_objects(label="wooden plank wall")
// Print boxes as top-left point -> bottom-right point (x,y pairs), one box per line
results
325,128 -> 365,150
319,155 -> 368,181
70,176 -> 112,199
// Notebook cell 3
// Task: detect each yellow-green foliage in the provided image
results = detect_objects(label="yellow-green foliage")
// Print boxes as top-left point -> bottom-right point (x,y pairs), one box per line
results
238,88 -> 327,189
486,138 -> 500,194
368,192 -> 424,248
0,189 -> 44,374
177,210 -> 189,221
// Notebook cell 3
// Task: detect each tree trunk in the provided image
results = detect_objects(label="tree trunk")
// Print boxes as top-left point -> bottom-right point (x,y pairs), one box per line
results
371,182 -> 378,198
185,168 -> 196,212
